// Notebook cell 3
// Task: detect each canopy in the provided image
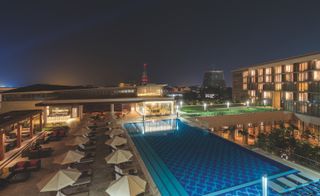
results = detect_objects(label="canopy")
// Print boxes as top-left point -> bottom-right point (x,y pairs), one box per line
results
106,175 -> 146,196
105,149 -> 133,164
37,169 -> 81,192
105,136 -> 127,148
54,150 -> 84,165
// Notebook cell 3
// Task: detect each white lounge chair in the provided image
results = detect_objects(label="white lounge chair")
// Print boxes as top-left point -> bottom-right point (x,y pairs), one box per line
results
268,181 -> 285,193
277,177 -> 297,188
288,174 -> 308,184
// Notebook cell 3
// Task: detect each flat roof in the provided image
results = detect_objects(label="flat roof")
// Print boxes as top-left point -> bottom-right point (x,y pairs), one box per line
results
0,110 -> 42,130
233,51 -> 320,72
35,97 -> 175,106
3,84 -> 93,93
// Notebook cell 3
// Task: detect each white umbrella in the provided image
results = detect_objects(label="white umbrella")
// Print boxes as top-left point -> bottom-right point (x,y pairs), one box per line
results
108,129 -> 124,138
37,169 -> 81,192
105,149 -> 133,164
105,136 -> 127,148
106,175 -> 146,196
54,150 -> 84,165
65,136 -> 89,146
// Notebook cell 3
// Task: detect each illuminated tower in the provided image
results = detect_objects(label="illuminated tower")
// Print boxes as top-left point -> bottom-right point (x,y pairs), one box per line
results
141,64 -> 149,85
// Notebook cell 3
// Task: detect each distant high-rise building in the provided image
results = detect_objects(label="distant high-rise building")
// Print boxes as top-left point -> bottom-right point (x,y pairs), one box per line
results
141,64 -> 149,85
202,70 -> 226,89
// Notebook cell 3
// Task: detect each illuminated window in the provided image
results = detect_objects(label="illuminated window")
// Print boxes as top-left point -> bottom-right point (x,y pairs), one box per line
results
275,83 -> 282,90
316,60 -> 320,69
250,70 -> 256,76
314,71 -> 320,81
243,77 -> 247,83
299,62 -> 308,71
265,68 -> 272,75
298,82 -> 308,91
243,71 -> 248,77
285,64 -> 293,72
265,75 -> 272,82
258,76 -> 263,82
243,84 -> 247,90
285,73 -> 293,82
263,91 -> 272,99
258,69 -> 263,76
285,92 -> 293,100
274,75 -> 282,82
248,90 -> 256,97
258,84 -> 263,90
298,93 -> 308,101
298,72 -> 308,81
275,66 -> 282,74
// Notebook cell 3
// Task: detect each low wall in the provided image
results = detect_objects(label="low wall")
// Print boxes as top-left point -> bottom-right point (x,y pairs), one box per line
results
196,111 -> 293,129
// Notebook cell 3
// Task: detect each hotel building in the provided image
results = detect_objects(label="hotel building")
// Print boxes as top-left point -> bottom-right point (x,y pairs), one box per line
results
233,52 -> 320,118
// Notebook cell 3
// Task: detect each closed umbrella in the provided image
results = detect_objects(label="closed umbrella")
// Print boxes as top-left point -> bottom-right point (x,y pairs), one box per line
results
54,150 -> 84,165
105,149 -> 133,164
37,169 -> 81,192
65,136 -> 89,146
106,175 -> 146,196
105,136 -> 127,148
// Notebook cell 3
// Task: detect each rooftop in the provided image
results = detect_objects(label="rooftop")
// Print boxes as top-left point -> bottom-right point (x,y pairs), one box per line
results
3,84 -> 94,94
0,110 -> 42,129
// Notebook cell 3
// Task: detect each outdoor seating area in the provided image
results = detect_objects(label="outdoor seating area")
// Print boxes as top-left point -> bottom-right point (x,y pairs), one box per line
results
0,112 -> 149,195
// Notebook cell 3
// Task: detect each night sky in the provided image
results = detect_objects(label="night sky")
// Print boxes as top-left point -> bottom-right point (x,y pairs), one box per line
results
1,0 -> 320,87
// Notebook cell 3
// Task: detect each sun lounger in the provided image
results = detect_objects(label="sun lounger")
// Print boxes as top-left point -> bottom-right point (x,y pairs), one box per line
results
7,172 -> 31,183
277,177 -> 297,188
298,172 -> 318,181
268,181 -> 285,193
72,176 -> 91,186
78,157 -> 94,164
78,144 -> 96,151
288,174 -> 308,184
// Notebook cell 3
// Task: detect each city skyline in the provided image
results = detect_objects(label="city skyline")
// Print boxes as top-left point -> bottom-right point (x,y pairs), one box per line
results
1,1 -> 320,87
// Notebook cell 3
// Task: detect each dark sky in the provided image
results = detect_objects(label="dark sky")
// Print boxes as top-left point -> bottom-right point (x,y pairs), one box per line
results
1,0 -> 320,87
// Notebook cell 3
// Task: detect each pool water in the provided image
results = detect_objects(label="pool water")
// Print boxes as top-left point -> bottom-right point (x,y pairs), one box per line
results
125,119 -> 295,196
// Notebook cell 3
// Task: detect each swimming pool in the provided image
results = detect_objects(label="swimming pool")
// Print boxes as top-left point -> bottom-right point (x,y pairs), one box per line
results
125,119 -> 296,196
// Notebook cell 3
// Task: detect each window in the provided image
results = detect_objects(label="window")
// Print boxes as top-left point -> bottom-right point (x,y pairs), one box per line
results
243,71 -> 248,77
285,92 -> 293,100
316,60 -> 320,69
285,73 -> 293,82
248,90 -> 256,97
265,68 -> 272,75
265,75 -> 272,82
258,76 -> 264,82
274,75 -> 282,82
314,71 -> 320,81
263,91 -> 272,99
258,69 -> 263,76
258,84 -> 264,90
250,70 -> 256,76
298,93 -> 308,101
275,66 -> 282,74
285,64 -> 293,72
275,83 -> 282,90
298,82 -> 308,91
243,84 -> 247,90
298,72 -> 308,81
299,62 -> 308,71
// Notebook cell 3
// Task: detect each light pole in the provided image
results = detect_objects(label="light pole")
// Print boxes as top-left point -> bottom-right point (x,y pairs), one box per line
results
226,101 -> 230,109
179,101 -> 183,108
203,103 -> 207,111
246,100 -> 250,108
262,174 -> 268,196
176,105 -> 179,118
263,99 -> 267,107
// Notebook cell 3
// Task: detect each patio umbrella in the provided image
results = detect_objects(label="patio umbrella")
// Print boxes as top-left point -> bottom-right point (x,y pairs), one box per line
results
54,150 -> 84,165
105,136 -> 127,148
65,136 -> 89,146
105,149 -> 133,164
37,169 -> 81,192
106,175 -> 146,196
107,129 -> 124,138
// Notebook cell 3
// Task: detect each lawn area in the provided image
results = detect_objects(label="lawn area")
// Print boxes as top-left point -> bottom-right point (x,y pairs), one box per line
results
180,105 -> 274,117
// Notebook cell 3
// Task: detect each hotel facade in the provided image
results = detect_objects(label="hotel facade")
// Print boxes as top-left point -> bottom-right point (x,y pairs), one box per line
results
233,52 -> 320,118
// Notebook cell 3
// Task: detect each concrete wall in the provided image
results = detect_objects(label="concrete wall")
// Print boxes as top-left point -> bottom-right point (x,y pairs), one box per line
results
197,111 -> 293,129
